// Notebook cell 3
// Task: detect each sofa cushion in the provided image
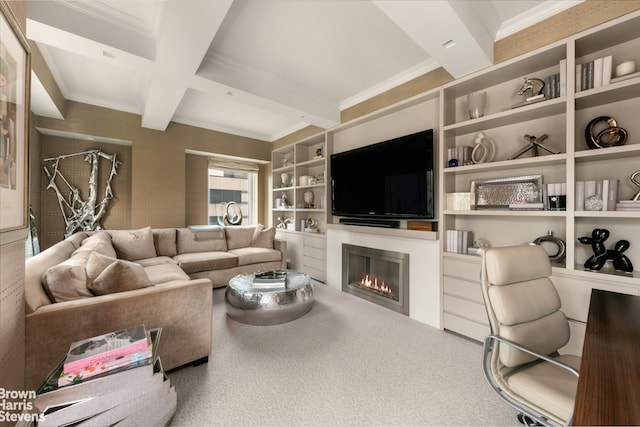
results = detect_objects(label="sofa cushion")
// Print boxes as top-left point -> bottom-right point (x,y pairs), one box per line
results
134,256 -> 177,267
42,257 -> 93,302
251,226 -> 276,249
152,228 -> 177,257
177,227 -> 227,254
85,251 -> 117,284
228,247 -> 282,266
88,258 -> 152,295
109,227 -> 157,261
225,225 -> 261,250
173,251 -> 238,274
73,231 -> 117,260
144,263 -> 190,285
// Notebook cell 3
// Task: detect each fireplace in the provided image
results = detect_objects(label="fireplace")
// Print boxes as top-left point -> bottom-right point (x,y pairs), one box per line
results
342,244 -> 409,315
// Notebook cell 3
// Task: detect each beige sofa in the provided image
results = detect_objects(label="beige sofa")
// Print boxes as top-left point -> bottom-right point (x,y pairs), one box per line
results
24,225 -> 286,389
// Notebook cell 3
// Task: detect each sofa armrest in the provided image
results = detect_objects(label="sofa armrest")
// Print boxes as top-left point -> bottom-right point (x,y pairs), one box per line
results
274,238 -> 287,269
25,278 -> 212,390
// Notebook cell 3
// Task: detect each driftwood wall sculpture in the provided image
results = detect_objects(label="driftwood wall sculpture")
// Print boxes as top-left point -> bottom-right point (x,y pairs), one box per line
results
44,149 -> 120,237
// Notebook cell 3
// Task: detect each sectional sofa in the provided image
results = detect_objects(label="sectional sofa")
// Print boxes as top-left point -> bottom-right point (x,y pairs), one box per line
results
24,225 -> 286,389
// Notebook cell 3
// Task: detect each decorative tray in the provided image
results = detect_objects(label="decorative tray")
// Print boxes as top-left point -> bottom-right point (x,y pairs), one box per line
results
470,175 -> 543,209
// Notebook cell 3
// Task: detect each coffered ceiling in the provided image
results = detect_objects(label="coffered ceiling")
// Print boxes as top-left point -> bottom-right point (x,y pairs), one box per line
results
26,0 -> 581,142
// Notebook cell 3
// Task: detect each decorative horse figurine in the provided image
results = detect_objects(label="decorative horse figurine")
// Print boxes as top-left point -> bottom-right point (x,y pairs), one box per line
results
517,77 -> 545,97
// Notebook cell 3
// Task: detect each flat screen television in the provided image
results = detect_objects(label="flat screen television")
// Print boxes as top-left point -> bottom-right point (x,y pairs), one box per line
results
331,129 -> 434,220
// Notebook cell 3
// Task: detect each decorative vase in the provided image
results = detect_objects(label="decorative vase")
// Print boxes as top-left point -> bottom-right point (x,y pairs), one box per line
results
304,190 -> 314,206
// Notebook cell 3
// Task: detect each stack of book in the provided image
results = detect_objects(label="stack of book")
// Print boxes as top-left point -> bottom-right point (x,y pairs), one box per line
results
616,200 -> 640,211
575,180 -> 618,211
253,270 -> 287,290
28,326 -> 176,427
445,230 -> 474,255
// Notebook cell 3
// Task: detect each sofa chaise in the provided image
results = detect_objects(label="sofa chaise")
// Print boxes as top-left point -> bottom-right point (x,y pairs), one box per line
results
24,224 -> 286,389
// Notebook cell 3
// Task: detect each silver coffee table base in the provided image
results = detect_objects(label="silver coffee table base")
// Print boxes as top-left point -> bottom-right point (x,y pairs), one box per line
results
225,270 -> 314,325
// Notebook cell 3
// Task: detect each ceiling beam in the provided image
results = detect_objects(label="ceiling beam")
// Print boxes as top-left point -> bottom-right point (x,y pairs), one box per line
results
140,0 -> 233,131
374,0 -> 494,79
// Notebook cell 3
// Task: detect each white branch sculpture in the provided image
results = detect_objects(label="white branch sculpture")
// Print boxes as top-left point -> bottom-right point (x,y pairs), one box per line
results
44,149 -> 120,237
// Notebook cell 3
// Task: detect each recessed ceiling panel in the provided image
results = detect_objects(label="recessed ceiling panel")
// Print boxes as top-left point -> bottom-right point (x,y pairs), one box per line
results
173,88 -> 303,141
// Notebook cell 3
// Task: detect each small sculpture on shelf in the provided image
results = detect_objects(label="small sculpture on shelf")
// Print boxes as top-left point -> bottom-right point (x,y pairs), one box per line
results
585,116 -> 627,149
471,132 -> 495,164
303,189 -> 314,208
276,217 -> 292,229
577,228 -> 633,273
281,152 -> 293,167
532,231 -> 566,263
508,134 -> 560,160
280,192 -> 288,208
517,77 -> 545,98
315,147 -> 323,158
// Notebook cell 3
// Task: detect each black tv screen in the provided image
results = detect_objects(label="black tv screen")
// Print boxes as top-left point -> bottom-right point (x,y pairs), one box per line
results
331,129 -> 434,219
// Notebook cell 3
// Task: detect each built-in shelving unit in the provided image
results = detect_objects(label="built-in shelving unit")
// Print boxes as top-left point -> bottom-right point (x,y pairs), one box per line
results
272,133 -> 327,281
440,10 -> 640,347
270,11 -> 640,348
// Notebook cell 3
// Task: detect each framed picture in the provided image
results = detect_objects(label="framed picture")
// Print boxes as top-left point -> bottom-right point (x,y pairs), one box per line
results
0,2 -> 30,232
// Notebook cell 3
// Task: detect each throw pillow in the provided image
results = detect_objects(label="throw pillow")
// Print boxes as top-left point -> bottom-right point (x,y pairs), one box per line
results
152,228 -> 177,257
88,259 -> 152,295
225,225 -> 261,250
85,251 -> 117,285
251,226 -> 275,248
73,231 -> 117,259
42,257 -> 93,302
109,227 -> 157,261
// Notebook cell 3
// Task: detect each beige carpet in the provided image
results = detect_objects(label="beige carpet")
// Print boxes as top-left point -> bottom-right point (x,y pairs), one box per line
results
167,283 -> 517,426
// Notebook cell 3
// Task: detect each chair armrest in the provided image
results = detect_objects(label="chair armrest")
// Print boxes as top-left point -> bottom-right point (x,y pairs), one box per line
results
483,334 -> 580,377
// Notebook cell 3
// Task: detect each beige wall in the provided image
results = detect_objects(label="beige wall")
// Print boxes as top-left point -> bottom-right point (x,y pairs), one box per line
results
185,153 -> 208,226
33,101 -> 272,239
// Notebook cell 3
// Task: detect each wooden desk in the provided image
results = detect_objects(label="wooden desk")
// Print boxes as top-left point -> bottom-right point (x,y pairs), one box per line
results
573,289 -> 640,426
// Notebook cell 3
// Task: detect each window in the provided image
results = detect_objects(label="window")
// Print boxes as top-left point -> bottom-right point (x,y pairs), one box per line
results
208,168 -> 257,225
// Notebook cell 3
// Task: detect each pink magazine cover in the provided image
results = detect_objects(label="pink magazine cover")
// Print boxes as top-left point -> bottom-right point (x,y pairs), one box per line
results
63,324 -> 148,373
58,331 -> 152,386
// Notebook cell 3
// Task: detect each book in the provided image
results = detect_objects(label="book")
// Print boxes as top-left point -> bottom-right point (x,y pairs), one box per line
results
509,202 -> 544,210
559,59 -> 567,96
593,57 -> 604,88
607,179 -> 618,211
576,64 -> 582,92
58,330 -> 153,387
602,55 -> 613,85
575,181 -> 585,211
63,325 -> 149,373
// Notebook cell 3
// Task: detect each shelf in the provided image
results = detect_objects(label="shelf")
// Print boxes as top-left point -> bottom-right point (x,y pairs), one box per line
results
443,210 -> 566,217
443,97 -> 566,137
575,78 -> 640,110
297,157 -> 325,167
443,153 -> 567,174
272,165 -> 294,173
297,208 -> 325,212
272,186 -> 294,192
571,264 -> 640,282
296,183 -> 325,190
574,143 -> 640,162
575,211 -> 640,219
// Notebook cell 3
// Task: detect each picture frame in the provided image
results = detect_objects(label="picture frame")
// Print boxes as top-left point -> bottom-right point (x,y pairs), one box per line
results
0,2 -> 30,232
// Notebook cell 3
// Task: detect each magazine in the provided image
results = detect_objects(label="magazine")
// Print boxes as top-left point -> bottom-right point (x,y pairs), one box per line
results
62,324 -> 148,373
58,330 -> 153,386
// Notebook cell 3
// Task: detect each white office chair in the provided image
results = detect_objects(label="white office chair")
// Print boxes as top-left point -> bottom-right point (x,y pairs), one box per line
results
481,245 -> 581,426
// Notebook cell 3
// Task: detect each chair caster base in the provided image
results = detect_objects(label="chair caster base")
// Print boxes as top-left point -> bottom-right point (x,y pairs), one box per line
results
517,413 -> 543,426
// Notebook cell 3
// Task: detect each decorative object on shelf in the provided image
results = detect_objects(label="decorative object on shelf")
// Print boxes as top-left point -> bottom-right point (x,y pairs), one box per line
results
467,91 -> 487,119
282,152 -> 293,167
445,192 -> 471,210
584,194 -> 604,211
315,148 -> 323,158
471,132 -> 496,164
508,134 -> 560,159
281,172 -> 290,187
471,175 -> 542,209
585,116 -> 627,149
280,192 -> 288,208
299,175 -> 312,186
578,228 -> 633,273
474,238 -> 490,248
305,218 -> 318,233
533,231 -> 566,263
615,60 -> 636,77
547,183 -> 567,211
223,201 -> 243,226
44,149 -> 121,237
447,146 -> 472,167
276,217 -> 292,229
303,189 -> 314,208
517,76 -> 545,98
631,170 -> 640,201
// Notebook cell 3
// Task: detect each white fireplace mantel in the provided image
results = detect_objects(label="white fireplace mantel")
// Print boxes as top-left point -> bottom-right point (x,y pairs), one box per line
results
326,225 -> 441,328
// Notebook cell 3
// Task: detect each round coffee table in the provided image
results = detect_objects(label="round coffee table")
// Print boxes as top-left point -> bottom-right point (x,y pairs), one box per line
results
224,270 -> 314,325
